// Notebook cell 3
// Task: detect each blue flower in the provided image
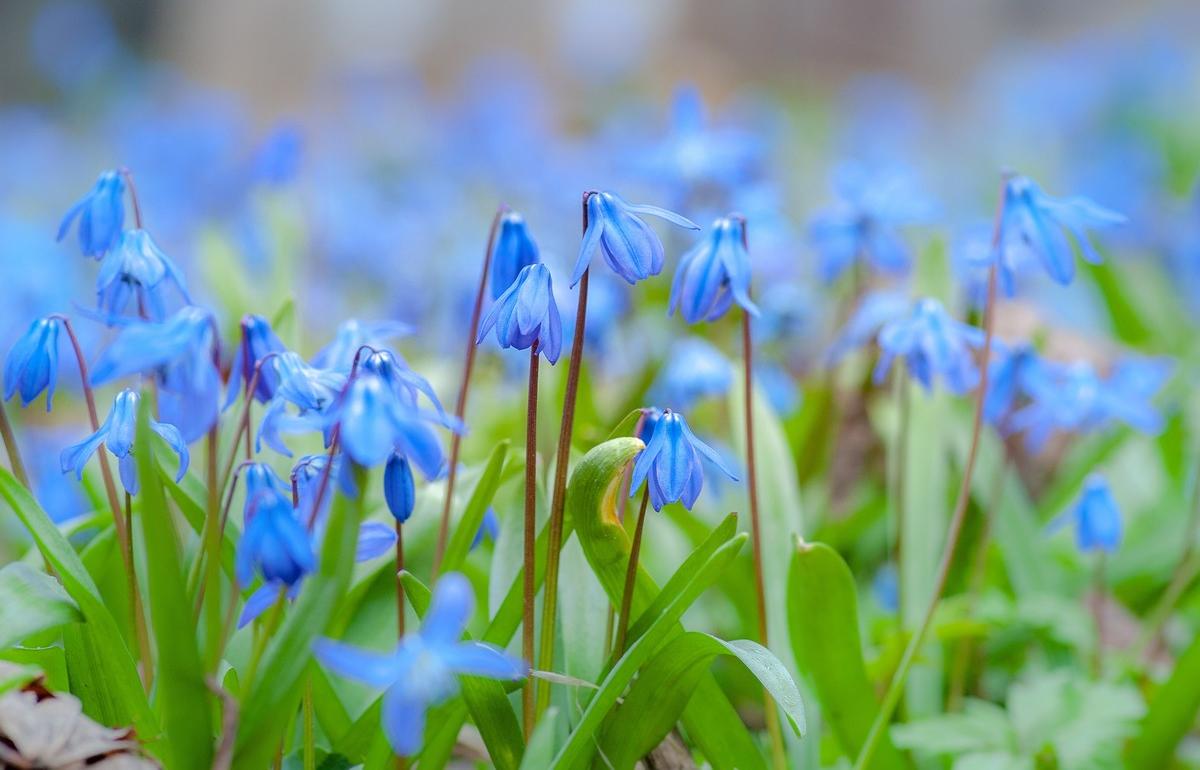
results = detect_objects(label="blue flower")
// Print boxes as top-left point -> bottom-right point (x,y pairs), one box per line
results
91,306 -> 222,443
652,337 -> 732,410
490,211 -> 540,299
225,314 -> 287,408
384,453 -> 415,524
477,263 -> 562,363
874,298 -> 984,394
872,563 -> 899,613
471,507 -> 499,550
669,215 -> 759,323
95,229 -> 190,323
825,290 -> 910,366
57,169 -> 125,258
570,191 -> 699,287
4,317 -> 61,410
243,462 -> 291,511
994,175 -> 1125,286
983,341 -> 1047,426
255,354 -> 348,456
630,409 -> 738,511
60,388 -> 188,495
1051,475 -> 1122,553
236,485 -> 315,588
312,319 -> 413,372
808,162 -> 933,283
314,572 -> 527,757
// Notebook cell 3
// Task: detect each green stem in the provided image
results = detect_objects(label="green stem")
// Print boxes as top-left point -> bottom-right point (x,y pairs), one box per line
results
203,428 -> 223,673
522,344 -> 539,738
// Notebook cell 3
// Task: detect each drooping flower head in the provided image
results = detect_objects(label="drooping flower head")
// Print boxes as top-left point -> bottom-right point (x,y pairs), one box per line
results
95,229 -> 190,324
91,306 -> 222,443
236,484 -> 315,588
983,341 -> 1048,427
4,317 -> 61,410
225,314 -> 287,408
243,462 -> 291,512
1051,474 -> 1122,554
992,174 -> 1125,287
57,169 -> 126,258
255,354 -> 348,456
873,298 -> 984,394
669,215 -> 759,323
808,161 -> 934,283
630,409 -> 738,511
60,388 -> 188,495
312,319 -> 413,373
314,573 -> 527,757
490,211 -> 540,299
570,191 -> 699,287
477,263 -> 562,363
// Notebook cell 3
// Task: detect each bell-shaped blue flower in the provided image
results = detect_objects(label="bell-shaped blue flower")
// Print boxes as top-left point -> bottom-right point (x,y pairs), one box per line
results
236,485 -> 315,587
57,169 -> 125,258
60,388 -> 188,495
95,229 -> 190,323
243,462 -> 291,510
874,298 -> 984,394
825,290 -> 910,366
312,319 -> 413,372
651,338 -> 732,410
570,191 -> 699,287
994,175 -> 1125,287
477,263 -> 562,363
1051,474 -> 1122,553
90,306 -> 222,443
4,317 -> 62,410
384,453 -> 415,524
225,314 -> 287,408
490,211 -> 540,299
669,215 -> 759,323
630,409 -> 738,511
983,341 -> 1048,426
314,572 -> 527,757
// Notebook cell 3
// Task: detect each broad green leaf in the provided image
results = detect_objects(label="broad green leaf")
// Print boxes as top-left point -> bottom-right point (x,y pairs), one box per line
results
1127,630 -> 1200,768
0,562 -> 82,648
233,467 -> 367,768
520,707 -> 561,770
441,440 -> 510,574
0,467 -> 157,742
789,539 -> 909,769
0,645 -> 69,692
133,397 -> 214,770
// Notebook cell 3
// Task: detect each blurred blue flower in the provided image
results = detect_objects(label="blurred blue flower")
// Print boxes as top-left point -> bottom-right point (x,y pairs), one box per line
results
312,319 -> 413,372
4,317 -> 61,410
874,298 -> 984,394
490,211 -> 541,299
631,409 -> 738,511
91,306 -> 222,443
1051,474 -> 1122,553
57,169 -> 125,258
237,484 -> 314,588
570,191 -> 699,287
243,462 -> 291,512
250,122 -> 303,186
384,453 -> 415,524
825,290 -> 910,366
652,337 -> 733,409
60,388 -> 188,495
314,572 -> 527,757
471,507 -> 500,550
225,314 -> 287,407
983,341 -> 1046,426
669,215 -> 759,323
992,175 -> 1125,287
755,361 -> 800,417
95,229 -> 190,323
273,352 -> 346,413
872,562 -> 899,613
808,161 -> 933,283
30,1 -> 121,91
477,263 -> 562,363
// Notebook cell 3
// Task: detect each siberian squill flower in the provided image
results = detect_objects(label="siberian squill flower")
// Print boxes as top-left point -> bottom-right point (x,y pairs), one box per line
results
669,215 -> 759,323
477,263 -> 562,363
570,191 -> 699,287
651,337 -> 733,410
874,298 -> 984,394
237,484 -> 315,588
808,161 -> 933,283
490,211 -> 540,299
95,229 -> 190,323
631,409 -> 738,511
824,290 -> 910,366
314,572 -> 527,756
983,341 -> 1047,426
57,169 -> 125,258
4,317 -> 61,410
90,306 -> 222,443
384,453 -> 415,524
225,314 -> 287,408
60,388 -> 188,495
256,353 -> 347,456
1050,474 -> 1122,553
312,319 -> 413,372
993,174 -> 1125,287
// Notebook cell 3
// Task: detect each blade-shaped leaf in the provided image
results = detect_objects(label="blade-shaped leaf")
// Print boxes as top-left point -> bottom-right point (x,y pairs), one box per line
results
0,562 -> 82,648
441,440 -> 510,574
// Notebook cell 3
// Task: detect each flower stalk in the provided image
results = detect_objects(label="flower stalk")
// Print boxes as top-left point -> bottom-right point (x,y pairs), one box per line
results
614,487 -> 650,657
522,342 -> 540,737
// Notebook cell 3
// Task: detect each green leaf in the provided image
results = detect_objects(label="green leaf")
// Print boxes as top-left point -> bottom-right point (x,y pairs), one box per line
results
605,408 -> 646,442
440,440 -> 510,574
520,707 -> 560,770
156,450 -> 238,579
789,539 -> 910,769
0,645 -> 69,692
0,562 -> 82,648
0,466 -> 157,742
1127,631 -> 1200,768
568,437 -> 767,770
233,467 -> 367,768
133,396 -> 214,770
891,700 -> 1014,756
